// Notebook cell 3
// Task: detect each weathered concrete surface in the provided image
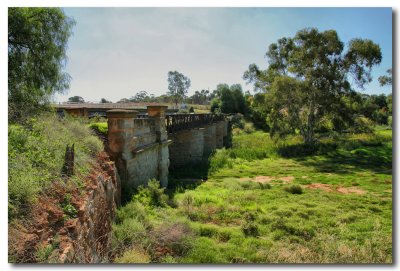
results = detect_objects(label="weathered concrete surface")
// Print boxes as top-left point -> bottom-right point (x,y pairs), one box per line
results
215,121 -> 225,149
203,124 -> 217,156
107,107 -> 170,191
169,128 -> 205,167
106,108 -> 231,191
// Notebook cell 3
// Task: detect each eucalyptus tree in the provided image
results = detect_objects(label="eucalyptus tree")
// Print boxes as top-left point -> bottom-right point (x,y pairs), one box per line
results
244,28 -> 382,144
167,71 -> 191,108
8,8 -> 75,122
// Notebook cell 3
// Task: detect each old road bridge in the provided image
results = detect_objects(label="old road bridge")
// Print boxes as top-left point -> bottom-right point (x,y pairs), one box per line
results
98,106 -> 232,190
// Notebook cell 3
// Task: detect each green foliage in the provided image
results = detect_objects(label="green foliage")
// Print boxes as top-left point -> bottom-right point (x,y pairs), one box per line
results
68,96 -> 85,103
212,84 -> 248,114
230,113 -> 245,129
133,179 -> 168,208
36,235 -> 60,263
378,68 -> 392,87
60,194 -> 77,220
244,28 -> 382,144
8,113 -> 103,219
284,185 -> 304,194
210,98 -> 222,113
89,122 -> 108,135
241,212 -> 260,237
209,149 -> 233,174
8,8 -> 75,122
113,129 -> 392,263
114,248 -> 151,263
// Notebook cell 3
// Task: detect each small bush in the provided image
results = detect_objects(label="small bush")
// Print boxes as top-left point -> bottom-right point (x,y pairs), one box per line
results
230,114 -> 245,129
209,149 -> 233,174
241,212 -> 260,237
133,179 -> 168,208
284,185 -> 303,194
153,222 -> 193,253
243,122 -> 255,134
112,218 -> 148,248
114,247 -> 151,263
89,122 -> 108,135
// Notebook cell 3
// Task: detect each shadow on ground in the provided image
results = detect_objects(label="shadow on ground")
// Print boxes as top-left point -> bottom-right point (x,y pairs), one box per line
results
166,159 -> 211,196
279,142 -> 392,175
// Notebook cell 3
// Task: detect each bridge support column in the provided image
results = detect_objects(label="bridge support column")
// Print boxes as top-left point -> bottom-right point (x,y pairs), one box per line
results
147,106 -> 170,188
223,119 -> 232,148
106,109 -> 138,199
203,124 -> 216,156
215,121 -> 225,148
169,128 -> 205,167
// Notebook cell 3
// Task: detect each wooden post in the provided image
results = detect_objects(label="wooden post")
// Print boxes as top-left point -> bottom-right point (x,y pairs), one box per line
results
62,143 -> 75,177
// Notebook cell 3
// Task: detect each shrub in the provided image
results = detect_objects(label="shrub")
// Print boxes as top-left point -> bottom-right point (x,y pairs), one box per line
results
351,116 -> 374,133
241,212 -> 260,237
210,98 -> 221,113
209,149 -> 233,174
148,222 -> 194,260
243,122 -> 255,134
284,185 -> 303,194
133,179 -> 168,208
116,201 -> 149,225
112,217 -> 148,248
230,113 -> 245,129
89,122 -> 108,135
114,248 -> 151,263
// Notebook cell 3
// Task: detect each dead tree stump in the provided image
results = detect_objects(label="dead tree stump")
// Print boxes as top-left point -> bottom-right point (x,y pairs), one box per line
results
62,143 -> 75,177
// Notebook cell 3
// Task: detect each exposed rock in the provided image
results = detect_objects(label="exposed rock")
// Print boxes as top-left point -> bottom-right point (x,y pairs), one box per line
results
8,152 -> 120,263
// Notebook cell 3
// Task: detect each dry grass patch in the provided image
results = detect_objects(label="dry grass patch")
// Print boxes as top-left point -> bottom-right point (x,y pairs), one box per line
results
239,175 -> 294,184
305,183 -> 366,195
336,187 -> 366,195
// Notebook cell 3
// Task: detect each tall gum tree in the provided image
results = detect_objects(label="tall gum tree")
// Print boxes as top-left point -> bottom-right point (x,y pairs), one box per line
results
244,28 -> 382,144
8,7 -> 75,122
167,71 -> 191,108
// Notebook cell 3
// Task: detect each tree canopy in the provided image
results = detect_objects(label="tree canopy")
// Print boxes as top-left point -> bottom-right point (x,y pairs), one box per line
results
210,84 -> 247,114
244,28 -> 382,144
378,68 -> 392,87
68,96 -> 85,103
167,71 -> 191,108
8,7 -> 75,121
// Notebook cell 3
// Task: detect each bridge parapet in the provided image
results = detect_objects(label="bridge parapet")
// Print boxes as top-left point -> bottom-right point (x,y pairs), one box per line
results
165,113 -> 225,133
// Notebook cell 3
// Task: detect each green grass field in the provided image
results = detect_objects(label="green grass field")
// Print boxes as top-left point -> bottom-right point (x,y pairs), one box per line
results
112,128 -> 392,263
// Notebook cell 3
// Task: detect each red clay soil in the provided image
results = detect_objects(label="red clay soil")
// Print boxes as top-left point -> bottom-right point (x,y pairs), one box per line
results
8,152 -> 116,263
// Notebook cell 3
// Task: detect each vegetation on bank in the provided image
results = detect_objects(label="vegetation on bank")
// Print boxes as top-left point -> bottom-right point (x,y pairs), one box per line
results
8,114 -> 103,219
111,126 -> 392,263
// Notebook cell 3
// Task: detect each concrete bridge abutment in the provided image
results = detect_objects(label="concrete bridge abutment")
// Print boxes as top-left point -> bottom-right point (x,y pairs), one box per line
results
106,108 -> 232,194
106,106 -> 170,192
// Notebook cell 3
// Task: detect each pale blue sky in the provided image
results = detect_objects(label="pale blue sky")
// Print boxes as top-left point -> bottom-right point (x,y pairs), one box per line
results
55,7 -> 392,103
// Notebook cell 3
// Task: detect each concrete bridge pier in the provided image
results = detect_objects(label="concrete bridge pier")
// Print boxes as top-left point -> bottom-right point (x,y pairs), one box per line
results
147,106 -> 170,188
168,128 -> 205,167
203,124 -> 217,156
106,107 -> 170,192
215,121 -> 225,149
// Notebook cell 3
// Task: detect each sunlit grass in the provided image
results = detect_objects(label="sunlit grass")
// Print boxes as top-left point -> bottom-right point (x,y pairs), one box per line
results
113,128 -> 392,263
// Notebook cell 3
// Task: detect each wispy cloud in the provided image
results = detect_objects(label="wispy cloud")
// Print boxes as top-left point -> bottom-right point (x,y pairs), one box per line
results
55,7 -> 392,103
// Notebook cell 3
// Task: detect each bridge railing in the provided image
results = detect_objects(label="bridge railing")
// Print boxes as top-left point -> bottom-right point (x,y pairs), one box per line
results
165,113 -> 225,133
